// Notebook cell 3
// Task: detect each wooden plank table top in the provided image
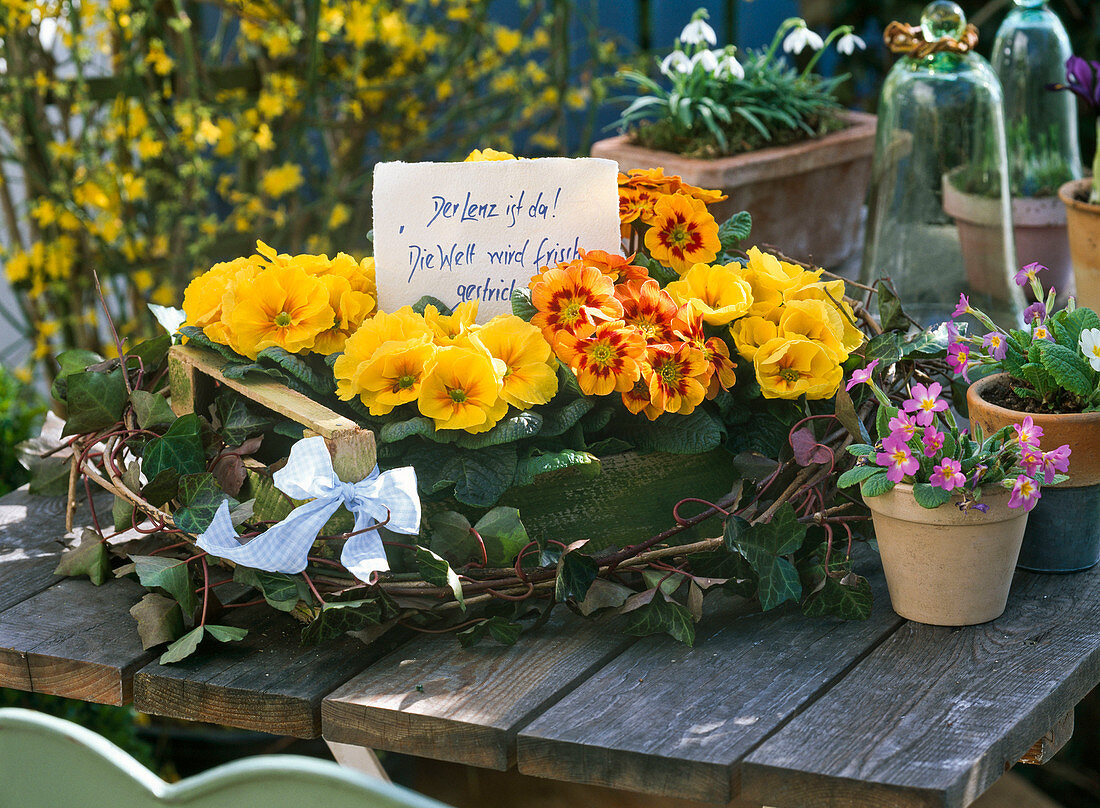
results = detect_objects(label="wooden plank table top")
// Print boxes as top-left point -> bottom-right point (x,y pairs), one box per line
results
1,486 -> 1097,808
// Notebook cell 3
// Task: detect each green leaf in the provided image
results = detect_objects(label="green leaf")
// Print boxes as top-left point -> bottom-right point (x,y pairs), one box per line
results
415,546 -> 465,610
233,567 -> 309,612
453,411 -> 542,449
538,397 -> 593,437
718,210 -> 752,250
132,555 -> 200,618
555,548 -> 597,602
860,472 -> 896,498
130,390 -> 176,431
216,391 -> 275,445
837,465 -> 881,488
179,327 -> 246,362
620,408 -> 723,454
301,599 -> 384,645
901,322 -> 954,359
174,473 -> 239,535
513,449 -> 599,487
143,413 -> 206,480
801,574 -> 873,620
113,494 -> 135,533
129,593 -> 185,650
735,504 -> 805,557
724,505 -> 805,611
576,578 -> 634,616
379,416 -> 452,445
437,444 -> 518,508
257,347 -> 335,395
865,332 -> 902,364
623,590 -> 696,646
51,348 -> 102,401
1038,341 -> 1094,397
54,529 -> 111,586
876,281 -> 907,332
1053,307 -> 1100,350
205,624 -> 248,643
412,296 -> 452,316
875,405 -> 899,442
246,470 -> 295,522
458,616 -> 522,648
159,625 -> 205,664
751,554 -> 802,612
833,386 -> 869,443
429,510 -> 477,565
473,507 -> 531,567
912,482 -> 952,509
511,288 -> 538,321
62,368 -> 127,436
687,549 -> 757,597
24,455 -> 71,496
128,334 -> 172,374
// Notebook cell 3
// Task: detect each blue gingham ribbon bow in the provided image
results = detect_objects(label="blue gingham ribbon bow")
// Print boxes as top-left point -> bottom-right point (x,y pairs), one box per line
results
196,436 -> 420,581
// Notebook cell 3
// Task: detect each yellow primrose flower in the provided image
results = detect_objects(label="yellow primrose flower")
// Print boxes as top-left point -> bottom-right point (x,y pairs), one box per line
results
665,262 -> 754,326
333,308 -> 432,401
475,315 -> 558,408
424,301 -> 478,344
786,279 -> 864,356
181,256 -> 259,339
311,272 -> 376,356
778,299 -> 851,362
730,315 -> 780,362
740,246 -> 818,317
754,337 -> 843,401
464,147 -> 517,162
356,337 -> 437,416
224,265 -> 334,359
418,345 -> 507,433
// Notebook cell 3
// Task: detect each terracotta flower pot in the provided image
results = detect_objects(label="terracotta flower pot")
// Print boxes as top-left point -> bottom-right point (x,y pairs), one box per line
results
863,482 -> 1028,626
1012,195 -> 1073,303
592,110 -> 876,267
940,175 -> 1015,300
1060,177 -> 1100,311
967,373 -> 1100,573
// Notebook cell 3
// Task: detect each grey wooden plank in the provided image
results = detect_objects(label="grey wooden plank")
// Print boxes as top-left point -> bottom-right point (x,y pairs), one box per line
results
516,553 -> 902,804
134,607 -> 401,739
740,565 -> 1100,808
0,486 -> 110,613
321,611 -> 637,770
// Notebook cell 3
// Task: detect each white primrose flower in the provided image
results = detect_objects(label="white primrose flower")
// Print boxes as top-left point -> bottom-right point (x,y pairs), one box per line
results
660,50 -> 692,76
690,49 -> 719,73
680,17 -> 717,47
836,32 -> 866,55
713,49 -> 744,79
783,23 -> 824,55
1080,327 -> 1100,371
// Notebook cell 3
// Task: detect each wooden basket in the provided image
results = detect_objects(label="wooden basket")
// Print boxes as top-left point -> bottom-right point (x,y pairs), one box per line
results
167,345 -> 738,550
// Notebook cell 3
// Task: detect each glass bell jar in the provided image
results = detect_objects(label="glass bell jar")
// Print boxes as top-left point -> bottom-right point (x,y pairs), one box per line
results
862,1 -> 1025,328
992,0 -> 1082,300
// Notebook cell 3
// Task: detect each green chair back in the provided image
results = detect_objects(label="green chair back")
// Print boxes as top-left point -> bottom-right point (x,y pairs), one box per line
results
0,708 -> 451,808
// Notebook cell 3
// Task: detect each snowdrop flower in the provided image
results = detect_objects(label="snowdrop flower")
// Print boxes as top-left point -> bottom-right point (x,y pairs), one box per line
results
1080,327 -> 1100,371
680,17 -> 717,47
712,49 -> 744,79
782,22 -> 824,55
836,31 -> 866,55
660,50 -> 692,76
690,49 -> 719,73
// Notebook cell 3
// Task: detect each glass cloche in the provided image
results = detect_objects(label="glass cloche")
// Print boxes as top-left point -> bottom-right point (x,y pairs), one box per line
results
862,2 -> 1025,328
992,0 -> 1081,300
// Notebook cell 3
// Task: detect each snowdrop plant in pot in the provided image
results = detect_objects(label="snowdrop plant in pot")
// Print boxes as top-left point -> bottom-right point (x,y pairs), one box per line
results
840,366 -> 1067,625
946,263 -> 1100,572
593,9 -> 877,266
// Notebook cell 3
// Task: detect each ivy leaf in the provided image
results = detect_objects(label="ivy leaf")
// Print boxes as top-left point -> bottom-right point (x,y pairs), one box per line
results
801,573 -> 873,620
159,625 -> 205,664
54,529 -> 111,586
51,348 -> 102,401
687,549 -> 757,597
415,546 -> 465,610
576,578 -> 634,616
473,507 -> 531,567
128,333 -> 172,374
837,465 -> 881,488
865,332 -> 903,364
232,567 -> 309,612
141,469 -> 180,508
429,511 -> 477,566
511,288 -> 538,321
458,616 -> 522,648
736,504 -> 805,557
912,482 -> 952,509
902,322 -> 954,359
143,413 -> 206,480
129,593 -> 184,650
248,470 -> 295,522
790,427 -> 833,467
113,495 -> 135,533
750,554 -> 802,612
61,368 -> 127,436
205,624 -> 248,643
623,590 -> 695,645
302,599 -> 384,645
555,545 -> 597,603
833,386 -> 869,443
132,555 -> 200,618
174,473 -> 239,534
725,505 -> 805,611
130,390 -> 176,431
216,392 -> 275,445
860,472 -> 895,498
24,454 -> 71,496
876,280 -> 907,332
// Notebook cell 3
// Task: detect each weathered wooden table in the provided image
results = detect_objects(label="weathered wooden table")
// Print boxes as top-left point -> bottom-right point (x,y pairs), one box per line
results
0,486 -> 1095,808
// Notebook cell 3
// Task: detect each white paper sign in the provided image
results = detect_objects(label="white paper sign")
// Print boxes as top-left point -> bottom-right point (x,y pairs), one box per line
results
372,157 -> 623,320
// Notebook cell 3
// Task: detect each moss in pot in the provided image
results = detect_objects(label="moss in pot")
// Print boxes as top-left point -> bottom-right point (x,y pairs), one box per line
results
838,366 -> 1065,625
946,263 -> 1100,572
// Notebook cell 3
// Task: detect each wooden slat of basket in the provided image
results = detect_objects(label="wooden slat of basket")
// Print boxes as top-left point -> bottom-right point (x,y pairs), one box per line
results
167,344 -> 363,442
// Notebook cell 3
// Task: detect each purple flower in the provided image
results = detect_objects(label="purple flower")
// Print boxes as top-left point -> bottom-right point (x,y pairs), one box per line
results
1032,323 -> 1053,341
921,426 -> 945,458
1041,444 -> 1072,484
946,341 -> 972,380
1014,262 -> 1047,287
1007,474 -> 1041,511
888,411 -> 919,440
845,359 -> 880,392
1023,300 -> 1047,325
1013,416 -> 1043,448
952,293 -> 970,319
930,458 -> 966,491
1020,445 -> 1043,477
876,433 -> 919,483
903,382 -> 948,427
1050,56 -> 1100,114
981,331 -> 1007,361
